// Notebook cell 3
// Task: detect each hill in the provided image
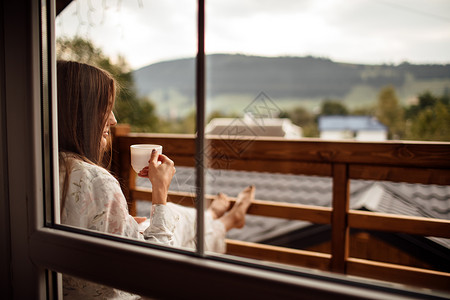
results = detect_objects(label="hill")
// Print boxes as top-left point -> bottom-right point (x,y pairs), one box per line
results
132,54 -> 450,118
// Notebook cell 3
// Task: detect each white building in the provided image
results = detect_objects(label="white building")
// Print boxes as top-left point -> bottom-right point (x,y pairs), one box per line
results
319,115 -> 387,141
205,115 -> 302,139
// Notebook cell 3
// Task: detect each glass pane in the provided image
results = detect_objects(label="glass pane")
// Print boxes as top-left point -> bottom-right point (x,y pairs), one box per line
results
55,0 -> 202,253
201,0 -> 450,289
205,0 -> 450,142
58,271 -> 142,299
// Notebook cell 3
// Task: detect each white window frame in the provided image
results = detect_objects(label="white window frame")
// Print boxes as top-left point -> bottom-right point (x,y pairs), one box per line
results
1,0 -> 442,299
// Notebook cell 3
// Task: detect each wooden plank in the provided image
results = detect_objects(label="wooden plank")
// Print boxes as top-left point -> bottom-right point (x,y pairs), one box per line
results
131,188 -> 201,208
348,210 -> 450,238
247,200 -> 331,224
111,124 -> 131,137
117,134 -> 196,157
226,239 -> 331,271
349,164 -> 450,185
206,137 -> 450,168
131,187 -> 332,224
347,257 -> 450,292
116,134 -> 450,169
331,164 -> 350,273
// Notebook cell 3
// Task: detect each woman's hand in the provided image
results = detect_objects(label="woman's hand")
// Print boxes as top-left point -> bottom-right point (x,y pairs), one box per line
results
137,149 -> 176,205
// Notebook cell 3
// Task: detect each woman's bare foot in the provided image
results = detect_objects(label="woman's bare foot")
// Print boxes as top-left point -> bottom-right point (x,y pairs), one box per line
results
219,185 -> 255,231
208,193 -> 231,219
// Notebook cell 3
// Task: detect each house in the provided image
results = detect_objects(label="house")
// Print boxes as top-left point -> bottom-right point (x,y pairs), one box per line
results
319,115 -> 388,141
205,115 -> 302,139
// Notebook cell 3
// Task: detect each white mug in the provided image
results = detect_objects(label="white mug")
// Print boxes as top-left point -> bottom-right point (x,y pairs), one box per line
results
130,144 -> 163,173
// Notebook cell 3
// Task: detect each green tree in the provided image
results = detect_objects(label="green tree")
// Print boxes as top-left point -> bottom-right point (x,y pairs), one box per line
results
57,36 -> 159,132
321,100 -> 348,115
409,101 -> 450,141
376,86 -> 405,139
284,106 -> 318,137
405,91 -> 438,120
405,92 -> 450,141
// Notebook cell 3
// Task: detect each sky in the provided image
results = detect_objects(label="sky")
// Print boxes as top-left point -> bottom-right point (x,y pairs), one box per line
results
56,0 -> 450,70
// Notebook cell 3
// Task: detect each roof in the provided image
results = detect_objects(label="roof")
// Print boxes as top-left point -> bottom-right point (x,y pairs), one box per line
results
135,166 -> 450,251
205,117 -> 302,138
319,115 -> 387,131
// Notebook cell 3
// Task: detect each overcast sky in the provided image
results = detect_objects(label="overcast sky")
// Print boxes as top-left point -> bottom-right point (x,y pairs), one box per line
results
56,0 -> 450,70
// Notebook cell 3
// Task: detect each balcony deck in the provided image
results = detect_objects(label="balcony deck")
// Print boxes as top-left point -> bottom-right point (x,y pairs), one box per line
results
111,125 -> 450,292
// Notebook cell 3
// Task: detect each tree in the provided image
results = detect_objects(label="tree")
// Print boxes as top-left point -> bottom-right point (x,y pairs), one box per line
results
56,36 -> 159,132
409,102 -> 450,141
405,91 -> 438,120
406,92 -> 450,141
283,106 -> 318,137
321,100 -> 348,116
376,86 -> 405,139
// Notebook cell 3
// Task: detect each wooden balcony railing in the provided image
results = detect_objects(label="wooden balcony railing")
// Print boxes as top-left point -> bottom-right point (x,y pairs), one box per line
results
111,125 -> 450,292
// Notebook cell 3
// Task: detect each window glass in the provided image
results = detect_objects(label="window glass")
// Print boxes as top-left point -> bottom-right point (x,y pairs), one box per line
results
55,0 -> 201,252
202,0 -> 450,291
52,0 -> 450,295
205,0 -> 450,142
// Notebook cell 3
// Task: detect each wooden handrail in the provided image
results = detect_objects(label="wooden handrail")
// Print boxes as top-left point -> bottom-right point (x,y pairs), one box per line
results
225,239 -> 331,271
112,126 -> 450,291
348,210 -> 450,238
131,187 -> 332,224
347,258 -> 450,291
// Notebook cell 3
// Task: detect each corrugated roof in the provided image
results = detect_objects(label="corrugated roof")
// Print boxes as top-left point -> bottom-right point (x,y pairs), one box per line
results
319,115 -> 387,131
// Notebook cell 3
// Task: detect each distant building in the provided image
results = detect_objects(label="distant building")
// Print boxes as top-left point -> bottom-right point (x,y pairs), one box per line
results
205,115 -> 302,139
319,115 -> 387,141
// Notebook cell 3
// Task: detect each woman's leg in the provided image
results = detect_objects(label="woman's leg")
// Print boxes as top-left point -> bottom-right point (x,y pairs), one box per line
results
218,185 -> 255,231
208,193 -> 230,219
166,186 -> 254,253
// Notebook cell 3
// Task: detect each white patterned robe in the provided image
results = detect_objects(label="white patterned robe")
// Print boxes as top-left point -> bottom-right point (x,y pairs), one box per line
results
60,156 -> 226,299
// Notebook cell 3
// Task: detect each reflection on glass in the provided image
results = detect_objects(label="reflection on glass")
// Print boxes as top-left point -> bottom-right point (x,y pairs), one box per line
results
60,272 -> 139,299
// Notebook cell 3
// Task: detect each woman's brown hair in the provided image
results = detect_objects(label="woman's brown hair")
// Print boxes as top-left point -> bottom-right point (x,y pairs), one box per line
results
57,60 -> 117,206
57,60 -> 116,163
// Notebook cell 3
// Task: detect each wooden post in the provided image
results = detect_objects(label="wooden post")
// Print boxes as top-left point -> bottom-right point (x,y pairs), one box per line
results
331,163 -> 350,273
110,124 -> 136,215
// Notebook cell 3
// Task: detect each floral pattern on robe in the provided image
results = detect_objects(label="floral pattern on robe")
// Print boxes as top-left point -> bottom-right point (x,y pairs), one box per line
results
59,156 -> 226,299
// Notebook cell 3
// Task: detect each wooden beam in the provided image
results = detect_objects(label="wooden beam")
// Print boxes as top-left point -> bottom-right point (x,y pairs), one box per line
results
348,210 -> 450,238
349,164 -> 450,185
347,258 -> 450,292
331,164 -> 350,273
116,134 -> 450,169
131,188 -> 332,224
226,239 -> 331,271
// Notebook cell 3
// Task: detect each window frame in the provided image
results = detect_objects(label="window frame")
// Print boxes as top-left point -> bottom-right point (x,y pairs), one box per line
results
2,0 -> 447,299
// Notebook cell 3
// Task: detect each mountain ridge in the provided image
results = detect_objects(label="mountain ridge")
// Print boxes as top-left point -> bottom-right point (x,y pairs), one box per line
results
132,54 -> 450,117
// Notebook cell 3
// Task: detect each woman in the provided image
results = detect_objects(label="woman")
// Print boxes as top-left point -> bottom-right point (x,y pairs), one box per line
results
57,60 -> 254,298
